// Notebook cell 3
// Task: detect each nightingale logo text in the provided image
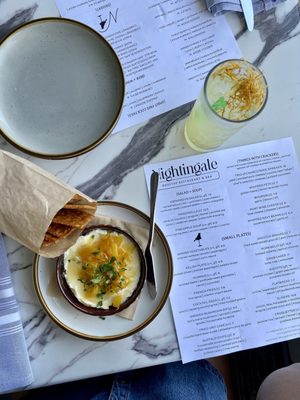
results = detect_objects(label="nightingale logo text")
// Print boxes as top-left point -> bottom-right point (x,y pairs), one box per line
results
156,159 -> 218,182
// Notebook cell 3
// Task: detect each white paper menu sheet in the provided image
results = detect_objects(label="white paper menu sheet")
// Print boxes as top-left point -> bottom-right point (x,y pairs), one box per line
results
144,138 -> 300,363
55,0 -> 241,133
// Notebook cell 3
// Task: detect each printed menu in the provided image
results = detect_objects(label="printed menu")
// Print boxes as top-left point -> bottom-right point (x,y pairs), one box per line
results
56,0 -> 241,133
144,138 -> 300,363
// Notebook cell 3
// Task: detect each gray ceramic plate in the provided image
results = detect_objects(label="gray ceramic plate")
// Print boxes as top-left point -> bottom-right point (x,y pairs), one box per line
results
0,18 -> 125,159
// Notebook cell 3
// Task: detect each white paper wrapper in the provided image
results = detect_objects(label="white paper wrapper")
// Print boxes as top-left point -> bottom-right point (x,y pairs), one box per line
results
0,150 -> 96,257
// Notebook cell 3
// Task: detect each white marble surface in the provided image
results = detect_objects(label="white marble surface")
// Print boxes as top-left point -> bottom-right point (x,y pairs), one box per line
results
0,0 -> 300,391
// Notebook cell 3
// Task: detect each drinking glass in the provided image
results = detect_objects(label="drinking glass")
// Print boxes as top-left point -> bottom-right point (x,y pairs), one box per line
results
184,59 -> 268,152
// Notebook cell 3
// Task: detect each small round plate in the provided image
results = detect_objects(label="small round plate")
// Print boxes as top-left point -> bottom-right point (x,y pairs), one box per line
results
0,18 -> 125,159
33,202 -> 173,341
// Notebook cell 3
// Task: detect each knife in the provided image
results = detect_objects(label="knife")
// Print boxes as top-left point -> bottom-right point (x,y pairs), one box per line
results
145,171 -> 159,299
240,0 -> 254,31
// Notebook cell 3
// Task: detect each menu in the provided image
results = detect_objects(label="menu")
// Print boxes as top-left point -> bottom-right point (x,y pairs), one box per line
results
55,0 -> 241,133
144,138 -> 300,363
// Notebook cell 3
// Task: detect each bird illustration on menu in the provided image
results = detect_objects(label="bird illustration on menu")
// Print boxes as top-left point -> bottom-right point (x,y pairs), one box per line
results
194,233 -> 202,247
98,9 -> 119,32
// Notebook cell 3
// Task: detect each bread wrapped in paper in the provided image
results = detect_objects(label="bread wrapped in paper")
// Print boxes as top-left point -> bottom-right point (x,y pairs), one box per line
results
0,150 -> 96,257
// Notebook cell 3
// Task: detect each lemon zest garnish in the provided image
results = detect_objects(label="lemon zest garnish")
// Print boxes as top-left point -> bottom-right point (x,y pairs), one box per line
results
211,61 -> 267,120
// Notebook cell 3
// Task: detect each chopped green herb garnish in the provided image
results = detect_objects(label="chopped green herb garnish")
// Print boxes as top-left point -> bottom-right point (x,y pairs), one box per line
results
91,276 -> 101,284
97,300 -> 103,308
77,257 -> 120,292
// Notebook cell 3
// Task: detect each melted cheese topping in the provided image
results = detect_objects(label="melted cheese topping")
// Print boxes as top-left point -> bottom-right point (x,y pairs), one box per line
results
64,229 -> 141,309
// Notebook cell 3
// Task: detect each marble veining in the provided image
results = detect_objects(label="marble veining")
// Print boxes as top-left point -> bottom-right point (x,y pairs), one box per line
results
0,0 -> 300,392
0,4 -> 38,39
45,342 -> 103,385
78,103 -> 193,199
27,318 -> 57,361
132,332 -> 179,359
54,156 -> 83,184
5,239 -> 34,273
9,262 -> 32,273
255,4 -> 300,64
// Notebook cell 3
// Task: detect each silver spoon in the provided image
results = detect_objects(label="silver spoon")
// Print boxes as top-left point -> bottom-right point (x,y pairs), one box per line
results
145,171 -> 159,299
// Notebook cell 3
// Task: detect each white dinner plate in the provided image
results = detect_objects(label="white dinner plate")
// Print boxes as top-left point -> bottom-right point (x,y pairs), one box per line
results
33,201 -> 173,341
0,18 -> 125,159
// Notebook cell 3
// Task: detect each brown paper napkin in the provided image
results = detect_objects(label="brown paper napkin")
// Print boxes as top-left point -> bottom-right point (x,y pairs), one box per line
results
0,150 -> 148,320
0,150 -> 96,258
88,213 -> 149,320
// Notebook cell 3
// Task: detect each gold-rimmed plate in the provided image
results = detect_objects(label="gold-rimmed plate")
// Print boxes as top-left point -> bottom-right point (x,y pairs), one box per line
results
33,201 -> 173,341
0,18 -> 125,159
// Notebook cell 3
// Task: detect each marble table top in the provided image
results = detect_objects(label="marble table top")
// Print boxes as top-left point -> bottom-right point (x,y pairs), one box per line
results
0,0 -> 300,391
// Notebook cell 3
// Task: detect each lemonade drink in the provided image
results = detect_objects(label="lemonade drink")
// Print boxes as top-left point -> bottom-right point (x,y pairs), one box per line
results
184,59 -> 268,152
